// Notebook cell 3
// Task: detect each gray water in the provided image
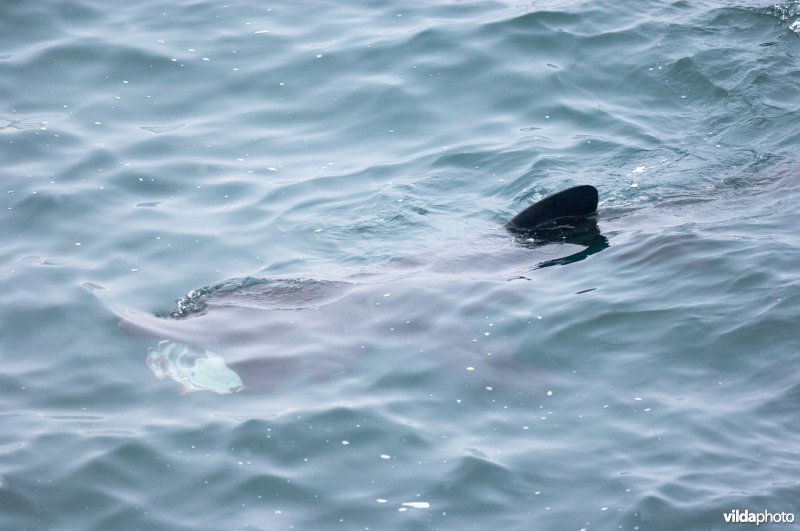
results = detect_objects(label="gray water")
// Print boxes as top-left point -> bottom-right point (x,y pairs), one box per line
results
1,0 -> 800,529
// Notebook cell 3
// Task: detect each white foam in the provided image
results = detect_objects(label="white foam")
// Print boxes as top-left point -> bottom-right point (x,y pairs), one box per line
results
401,501 -> 430,509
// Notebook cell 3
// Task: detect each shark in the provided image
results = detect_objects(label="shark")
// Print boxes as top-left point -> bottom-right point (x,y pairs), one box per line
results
114,185 -> 605,394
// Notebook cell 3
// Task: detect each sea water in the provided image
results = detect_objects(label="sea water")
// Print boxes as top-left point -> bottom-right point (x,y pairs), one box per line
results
1,0 -> 799,529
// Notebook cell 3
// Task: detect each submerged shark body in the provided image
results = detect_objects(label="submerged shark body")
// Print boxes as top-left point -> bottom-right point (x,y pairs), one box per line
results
117,278 -> 361,394
116,186 -> 605,394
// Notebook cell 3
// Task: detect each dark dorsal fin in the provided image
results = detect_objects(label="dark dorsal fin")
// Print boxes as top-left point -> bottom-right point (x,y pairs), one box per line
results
506,185 -> 598,231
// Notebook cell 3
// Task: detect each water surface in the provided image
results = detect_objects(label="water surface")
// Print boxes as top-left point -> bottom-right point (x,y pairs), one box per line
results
1,0 -> 800,529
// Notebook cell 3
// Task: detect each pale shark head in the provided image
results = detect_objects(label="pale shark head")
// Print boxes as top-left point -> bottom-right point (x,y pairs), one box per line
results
147,340 -> 244,394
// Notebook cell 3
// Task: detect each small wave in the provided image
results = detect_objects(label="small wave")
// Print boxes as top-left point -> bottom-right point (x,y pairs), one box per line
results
0,114 -> 61,132
140,124 -> 186,134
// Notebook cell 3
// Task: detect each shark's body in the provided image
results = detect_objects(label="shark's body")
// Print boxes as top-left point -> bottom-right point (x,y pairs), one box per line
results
116,186 -> 604,394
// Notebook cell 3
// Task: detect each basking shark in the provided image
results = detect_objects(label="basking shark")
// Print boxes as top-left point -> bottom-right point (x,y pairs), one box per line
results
114,185 -> 605,394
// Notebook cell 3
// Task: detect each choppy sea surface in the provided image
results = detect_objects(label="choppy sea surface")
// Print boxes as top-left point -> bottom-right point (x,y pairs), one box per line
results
2,0 -> 800,529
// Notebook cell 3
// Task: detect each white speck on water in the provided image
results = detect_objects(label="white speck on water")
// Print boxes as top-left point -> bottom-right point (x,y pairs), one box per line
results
546,390 -> 553,396
202,57 -> 210,62
634,397 -> 642,401
379,454 -> 391,460
341,440 -> 349,445
74,242 -> 81,246
130,268 -> 139,272
466,366 -> 475,371
485,386 -> 493,391
376,499 -> 387,504
601,506 -> 608,511
383,293 -> 391,297
401,502 -> 430,509
254,30 -> 270,34
632,166 -> 647,174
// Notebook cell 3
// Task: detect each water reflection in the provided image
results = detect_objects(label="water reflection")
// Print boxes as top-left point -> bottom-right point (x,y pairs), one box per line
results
508,216 -> 609,269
